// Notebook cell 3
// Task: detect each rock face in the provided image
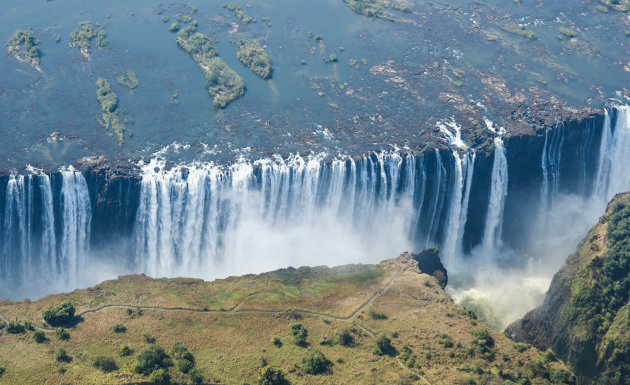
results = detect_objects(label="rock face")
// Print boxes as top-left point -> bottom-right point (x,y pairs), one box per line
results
506,192 -> 630,384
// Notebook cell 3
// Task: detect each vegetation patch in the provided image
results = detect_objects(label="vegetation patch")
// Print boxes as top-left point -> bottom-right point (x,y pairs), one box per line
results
43,301 -> 76,326
559,27 -> 577,38
116,69 -> 139,89
237,39 -> 272,79
70,21 -> 106,59
223,3 -> 255,24
176,25 -> 244,108
302,349 -> 331,374
96,78 -> 128,144
93,356 -> 118,373
5,29 -> 41,69
502,24 -> 538,40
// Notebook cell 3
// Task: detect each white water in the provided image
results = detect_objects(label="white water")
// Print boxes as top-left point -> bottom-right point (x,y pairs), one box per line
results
0,167 -> 92,297
594,106 -> 630,204
133,154 -> 419,279
482,137 -> 508,251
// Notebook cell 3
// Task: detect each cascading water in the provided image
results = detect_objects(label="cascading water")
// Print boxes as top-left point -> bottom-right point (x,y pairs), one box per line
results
482,137 -> 508,252
0,167 -> 91,297
593,106 -> 630,205
1,105 -> 629,316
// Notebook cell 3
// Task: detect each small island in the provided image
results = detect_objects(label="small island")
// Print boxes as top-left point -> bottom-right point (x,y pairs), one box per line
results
5,30 -> 41,70
223,3 -> 255,24
236,39 -> 272,79
95,78 -> 125,144
70,21 -> 107,59
176,25 -> 244,108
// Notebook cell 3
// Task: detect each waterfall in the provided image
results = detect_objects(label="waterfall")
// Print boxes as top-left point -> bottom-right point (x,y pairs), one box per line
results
593,106 -> 630,204
133,154 -> 421,279
442,151 -> 475,264
60,167 -> 92,279
482,137 -> 508,251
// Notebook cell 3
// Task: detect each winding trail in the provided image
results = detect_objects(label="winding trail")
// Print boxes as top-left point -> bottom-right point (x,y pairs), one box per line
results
0,265 -> 431,384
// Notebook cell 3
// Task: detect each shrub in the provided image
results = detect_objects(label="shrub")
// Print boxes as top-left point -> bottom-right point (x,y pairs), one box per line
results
42,301 -> 76,327
373,335 -> 396,356
0,321 -> 6,329
143,332 -> 156,344
6,320 -> 25,334
171,342 -> 188,359
112,323 -> 127,333
289,322 -> 308,347
135,345 -> 172,375
189,367 -> 204,384
541,348 -> 557,363
302,349 -> 331,375
55,327 -> 70,340
93,356 -> 118,372
177,357 -> 194,374
257,366 -> 289,385
472,329 -> 494,349
335,328 -> 354,346
369,310 -> 387,320
33,330 -> 46,343
24,320 -> 34,331
119,344 -> 133,357
272,336 -> 282,347
0,366 -> 5,377
56,348 -> 72,363
148,368 -> 171,385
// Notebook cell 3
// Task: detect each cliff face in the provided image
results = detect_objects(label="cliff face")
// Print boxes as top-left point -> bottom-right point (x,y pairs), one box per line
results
506,192 -> 630,384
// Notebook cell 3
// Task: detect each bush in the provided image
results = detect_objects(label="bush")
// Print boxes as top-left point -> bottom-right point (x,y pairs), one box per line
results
373,335 -> 396,356
93,356 -> 118,372
272,336 -> 282,347
541,348 -> 557,363
177,357 -> 194,373
189,367 -> 204,384
56,348 -> 72,363
143,332 -> 156,344
113,323 -> 127,333
0,366 -> 4,377
302,349 -> 331,375
289,322 -> 308,347
148,368 -> 171,385
120,344 -> 133,357
335,329 -> 354,346
258,366 -> 289,385
42,301 -> 76,327
33,330 -> 46,343
135,345 -> 172,375
6,320 -> 25,334
369,310 -> 387,320
55,327 -> 70,340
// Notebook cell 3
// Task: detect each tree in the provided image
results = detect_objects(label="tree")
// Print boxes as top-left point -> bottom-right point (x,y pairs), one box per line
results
93,356 -> 118,373
55,327 -> 70,340
373,335 -> 396,356
289,322 -> 308,347
33,330 -> 46,343
42,301 -> 76,326
135,346 -> 172,375
148,368 -> 171,385
258,367 -> 289,385
189,368 -> 204,384
302,349 -> 331,375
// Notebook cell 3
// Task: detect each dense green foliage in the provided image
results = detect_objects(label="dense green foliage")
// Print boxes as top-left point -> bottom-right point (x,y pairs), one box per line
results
257,366 -> 289,385
96,78 -> 118,113
112,323 -> 126,333
116,70 -> 139,89
119,344 -> 133,357
55,327 -> 70,340
373,335 -> 396,356
176,25 -> 244,108
289,322 -> 308,347
236,39 -> 272,79
335,328 -> 354,346
135,345 -> 172,375
223,3 -> 255,24
6,320 -> 25,334
93,356 -> 118,372
302,349 -> 331,374
189,368 -> 204,384
42,301 -> 75,326
70,21 -> 96,49
5,29 -> 41,67
32,330 -> 46,343
171,342 -> 195,374
148,368 -> 171,384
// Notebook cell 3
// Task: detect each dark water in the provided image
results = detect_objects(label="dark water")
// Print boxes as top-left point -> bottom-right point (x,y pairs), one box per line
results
1,0 -> 628,170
